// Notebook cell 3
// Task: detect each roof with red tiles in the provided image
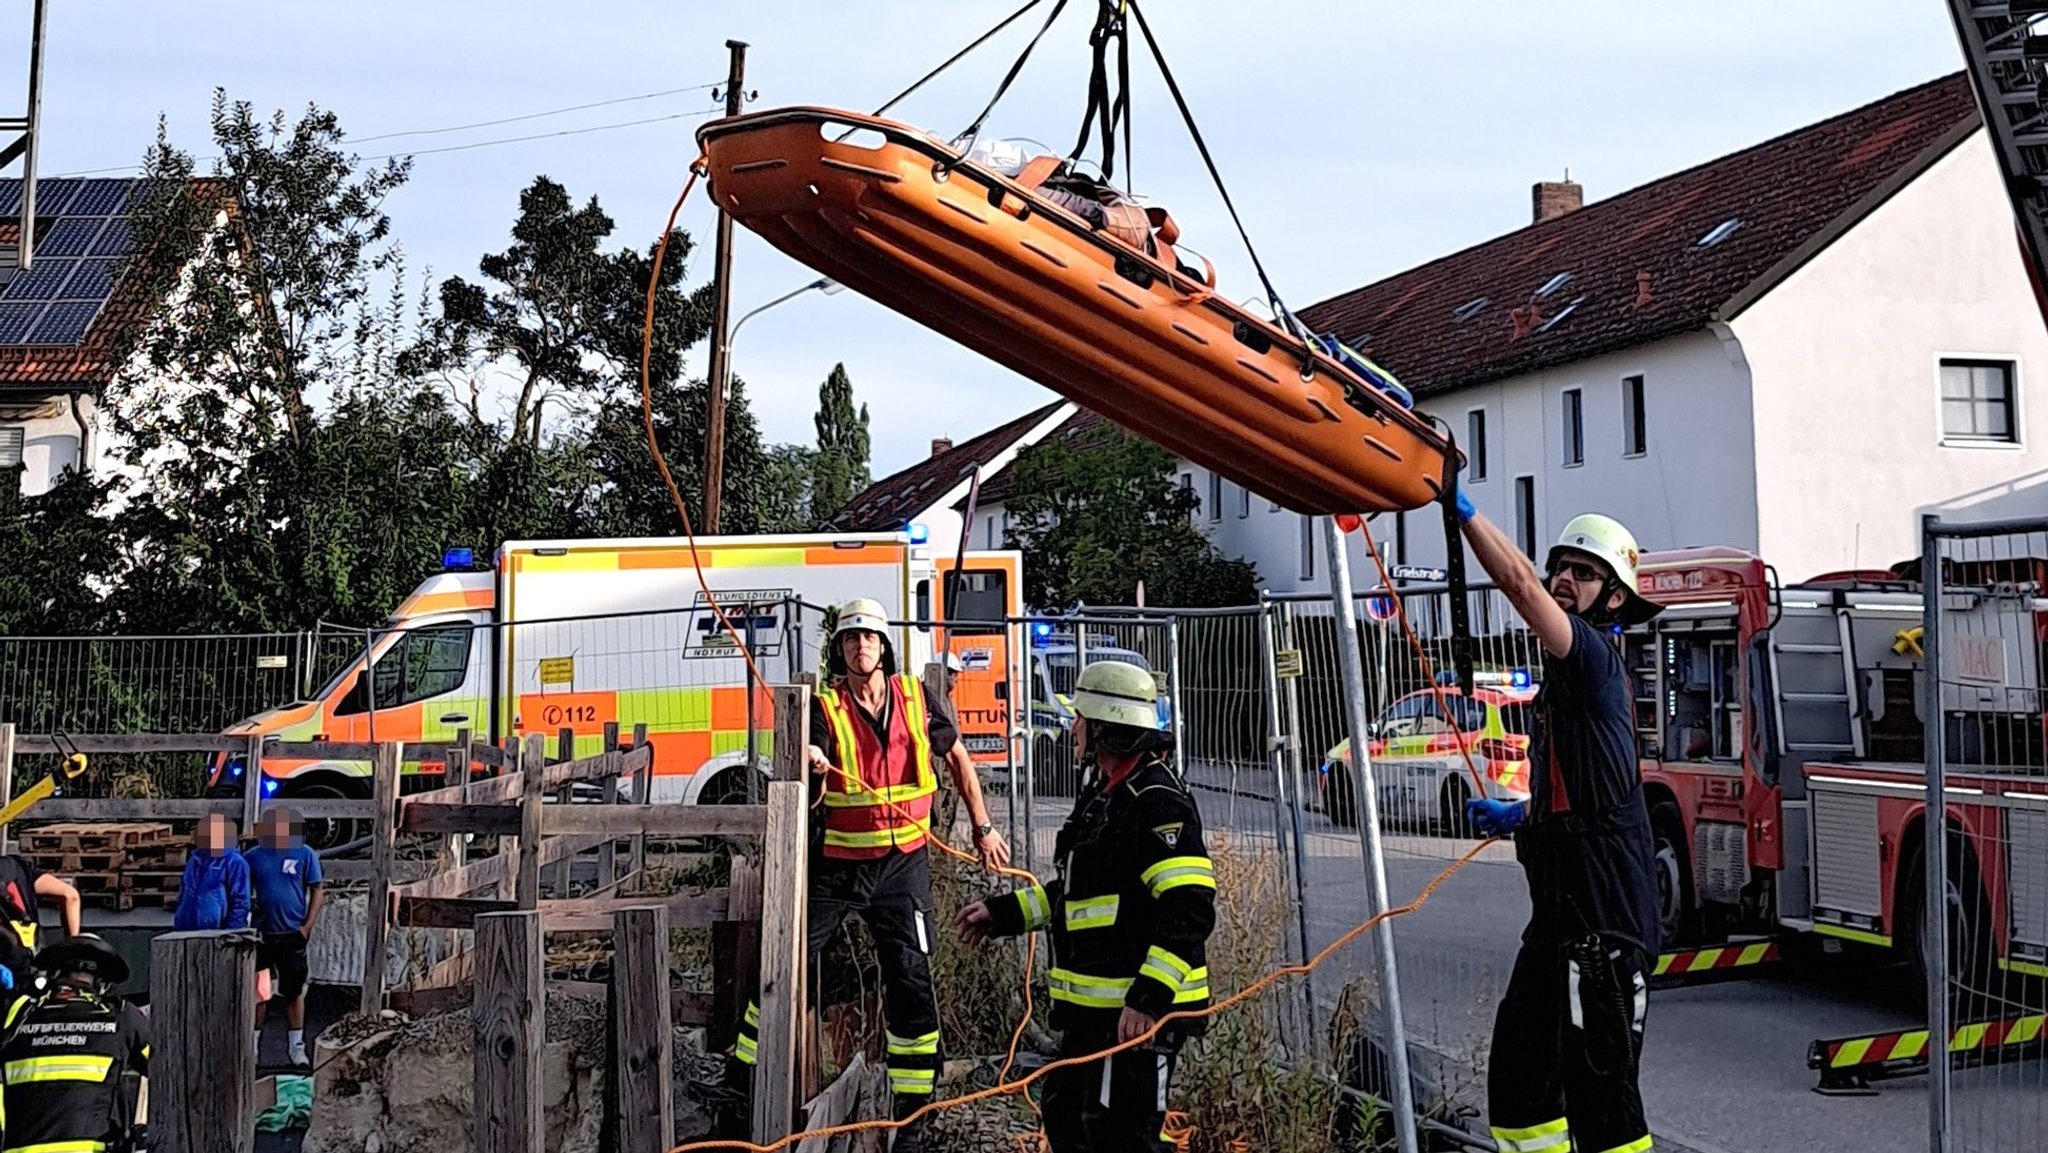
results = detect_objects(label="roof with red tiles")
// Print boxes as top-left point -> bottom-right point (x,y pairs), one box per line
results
1297,73 -> 1982,399
0,177 -> 229,394
966,407 -> 1119,508
823,399 -> 1067,531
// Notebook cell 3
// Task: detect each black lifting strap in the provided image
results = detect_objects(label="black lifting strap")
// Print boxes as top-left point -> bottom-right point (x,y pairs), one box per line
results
953,0 -> 1073,155
1124,0 -> 1303,347
1068,0 -> 1133,185
1440,432 -> 1476,697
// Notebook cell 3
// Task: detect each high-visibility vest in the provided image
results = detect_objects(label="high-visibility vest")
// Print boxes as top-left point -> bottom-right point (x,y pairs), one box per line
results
816,674 -> 937,859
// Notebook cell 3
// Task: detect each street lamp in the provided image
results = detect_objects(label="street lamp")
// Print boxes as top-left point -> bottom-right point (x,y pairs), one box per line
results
702,275 -> 846,533
722,277 -> 846,399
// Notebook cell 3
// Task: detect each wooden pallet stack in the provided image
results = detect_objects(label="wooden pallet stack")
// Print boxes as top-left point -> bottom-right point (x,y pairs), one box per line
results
18,823 -> 184,911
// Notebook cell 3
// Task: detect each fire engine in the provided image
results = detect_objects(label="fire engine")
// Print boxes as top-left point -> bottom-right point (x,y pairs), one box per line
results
1627,546 -> 2047,985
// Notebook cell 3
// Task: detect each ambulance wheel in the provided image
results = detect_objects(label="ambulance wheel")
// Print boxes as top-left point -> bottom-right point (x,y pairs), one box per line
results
280,776 -> 368,852
1649,798 -> 1698,948
1324,768 -> 1358,829
700,768 -> 766,805
1439,776 -> 1476,838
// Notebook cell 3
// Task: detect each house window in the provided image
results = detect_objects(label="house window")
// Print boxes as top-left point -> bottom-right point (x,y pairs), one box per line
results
1299,515 -> 1316,581
0,426 -> 21,469
1208,472 -> 1222,521
1623,375 -> 1647,456
1514,476 -> 1537,560
1940,359 -> 2017,443
985,514 -> 1001,550
1466,410 -> 1487,482
1238,484 -> 1250,519
1562,388 -> 1584,466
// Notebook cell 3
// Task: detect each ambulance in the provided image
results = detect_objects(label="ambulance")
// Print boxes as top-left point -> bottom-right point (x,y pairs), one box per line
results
209,532 -> 1023,821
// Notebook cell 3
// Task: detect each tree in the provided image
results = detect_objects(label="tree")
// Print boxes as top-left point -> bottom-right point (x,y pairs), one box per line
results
104,95 -> 425,632
0,468 -> 122,634
1002,422 -> 1259,610
809,363 -> 870,524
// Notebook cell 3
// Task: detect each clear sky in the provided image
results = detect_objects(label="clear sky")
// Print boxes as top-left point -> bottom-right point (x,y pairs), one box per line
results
3,1 -> 1966,478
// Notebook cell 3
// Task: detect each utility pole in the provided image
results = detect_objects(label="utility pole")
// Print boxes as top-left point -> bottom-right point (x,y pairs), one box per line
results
0,0 -> 50,270
701,39 -> 749,534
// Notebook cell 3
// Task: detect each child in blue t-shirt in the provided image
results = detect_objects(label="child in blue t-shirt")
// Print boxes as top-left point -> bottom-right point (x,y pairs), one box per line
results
245,807 -> 324,1067
173,813 -> 250,933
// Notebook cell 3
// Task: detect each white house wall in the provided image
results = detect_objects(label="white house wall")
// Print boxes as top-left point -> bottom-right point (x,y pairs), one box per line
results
1181,329 -> 1759,596
1732,129 -> 2048,582
6,394 -> 96,496
911,401 -> 1076,562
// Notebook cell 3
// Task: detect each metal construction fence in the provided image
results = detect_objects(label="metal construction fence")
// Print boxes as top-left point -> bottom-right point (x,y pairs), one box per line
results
1922,514 -> 2048,1153
0,572 -> 1549,1146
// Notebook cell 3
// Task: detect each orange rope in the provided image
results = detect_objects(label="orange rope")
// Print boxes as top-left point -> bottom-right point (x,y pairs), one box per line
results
648,166 -> 1489,1153
640,155 -> 770,693
1355,518 -> 1489,795
641,159 -> 1050,1125
666,838 -> 1492,1153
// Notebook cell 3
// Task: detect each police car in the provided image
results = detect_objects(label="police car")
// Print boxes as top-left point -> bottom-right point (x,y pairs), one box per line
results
1026,627 -> 1172,798
1317,672 -> 1535,834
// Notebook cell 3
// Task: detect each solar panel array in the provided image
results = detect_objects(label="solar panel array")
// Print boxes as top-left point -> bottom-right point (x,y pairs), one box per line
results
0,178 -> 138,347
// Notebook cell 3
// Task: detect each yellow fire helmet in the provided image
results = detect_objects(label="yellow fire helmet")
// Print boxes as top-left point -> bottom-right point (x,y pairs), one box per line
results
1070,659 -> 1161,730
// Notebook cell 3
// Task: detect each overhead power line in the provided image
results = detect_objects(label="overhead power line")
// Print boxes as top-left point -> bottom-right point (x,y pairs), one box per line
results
45,81 -> 723,178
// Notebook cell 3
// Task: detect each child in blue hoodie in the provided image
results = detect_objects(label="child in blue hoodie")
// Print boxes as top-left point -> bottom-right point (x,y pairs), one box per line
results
174,813 -> 251,932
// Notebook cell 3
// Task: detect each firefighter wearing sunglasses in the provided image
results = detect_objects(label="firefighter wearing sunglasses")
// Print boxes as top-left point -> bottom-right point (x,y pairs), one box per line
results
1453,500 -> 1667,1153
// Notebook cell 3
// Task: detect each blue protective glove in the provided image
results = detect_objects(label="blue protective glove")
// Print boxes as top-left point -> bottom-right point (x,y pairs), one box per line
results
1454,489 -> 1477,525
1465,797 -> 1526,837
0,965 -> 15,991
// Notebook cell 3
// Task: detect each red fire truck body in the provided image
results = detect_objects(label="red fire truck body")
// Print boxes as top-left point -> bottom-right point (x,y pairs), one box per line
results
1627,547 -> 2046,981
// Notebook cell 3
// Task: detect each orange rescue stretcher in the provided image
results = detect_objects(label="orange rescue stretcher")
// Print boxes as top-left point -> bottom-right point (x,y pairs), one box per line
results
697,107 -> 1461,516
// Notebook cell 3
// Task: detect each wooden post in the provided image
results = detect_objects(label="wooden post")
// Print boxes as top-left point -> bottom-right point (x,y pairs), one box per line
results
359,741 -> 402,1014
500,735 -> 520,902
446,728 -> 473,869
629,723 -> 650,881
474,910 -> 544,1153
711,853 -> 762,1052
152,930 -> 257,1153
544,727 -> 572,897
772,684 -> 812,783
599,721 -> 621,888
0,722 -> 15,855
241,731 -> 264,838
517,734 -> 545,910
753,780 -> 809,1146
613,904 -> 674,1152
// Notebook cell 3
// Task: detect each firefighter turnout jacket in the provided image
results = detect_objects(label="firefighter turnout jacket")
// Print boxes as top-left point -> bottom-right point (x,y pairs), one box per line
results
985,752 -> 1217,1032
0,986 -> 150,1153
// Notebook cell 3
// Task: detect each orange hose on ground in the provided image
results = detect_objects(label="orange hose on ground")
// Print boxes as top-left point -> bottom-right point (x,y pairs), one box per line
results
666,838 -> 1493,1153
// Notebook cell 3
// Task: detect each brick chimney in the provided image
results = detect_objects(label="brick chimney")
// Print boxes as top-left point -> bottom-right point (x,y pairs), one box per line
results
1532,170 -> 1583,225
930,437 -> 953,458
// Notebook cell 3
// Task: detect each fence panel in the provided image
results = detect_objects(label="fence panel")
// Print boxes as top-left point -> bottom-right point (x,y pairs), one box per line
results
1925,517 -> 2048,1153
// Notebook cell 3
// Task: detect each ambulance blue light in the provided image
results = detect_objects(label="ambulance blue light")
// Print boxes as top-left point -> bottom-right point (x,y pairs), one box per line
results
262,778 -> 279,797
907,522 -> 930,544
443,547 -> 475,570
1511,668 -> 1532,689
1031,622 -> 1053,645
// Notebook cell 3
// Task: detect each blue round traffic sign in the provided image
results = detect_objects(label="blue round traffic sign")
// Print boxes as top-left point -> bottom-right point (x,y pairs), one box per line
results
1363,595 -> 1398,622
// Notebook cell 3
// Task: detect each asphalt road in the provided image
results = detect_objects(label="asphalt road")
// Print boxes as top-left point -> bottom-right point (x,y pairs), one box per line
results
989,768 -> 2045,1153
